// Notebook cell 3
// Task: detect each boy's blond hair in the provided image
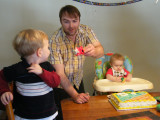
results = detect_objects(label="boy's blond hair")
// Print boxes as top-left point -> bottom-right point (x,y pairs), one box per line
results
110,53 -> 125,64
13,29 -> 48,57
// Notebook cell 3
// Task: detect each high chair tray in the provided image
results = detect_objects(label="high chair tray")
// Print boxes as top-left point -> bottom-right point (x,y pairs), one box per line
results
93,78 -> 153,92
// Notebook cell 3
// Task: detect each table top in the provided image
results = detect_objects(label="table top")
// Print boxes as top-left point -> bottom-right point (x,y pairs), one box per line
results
61,92 -> 160,120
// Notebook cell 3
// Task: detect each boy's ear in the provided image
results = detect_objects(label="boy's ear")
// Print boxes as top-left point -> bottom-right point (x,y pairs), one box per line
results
36,48 -> 42,57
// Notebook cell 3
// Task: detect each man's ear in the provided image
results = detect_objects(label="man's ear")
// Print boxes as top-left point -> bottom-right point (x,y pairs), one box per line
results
36,48 -> 42,57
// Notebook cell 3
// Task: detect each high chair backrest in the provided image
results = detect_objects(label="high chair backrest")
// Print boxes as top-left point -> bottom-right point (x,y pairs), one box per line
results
95,53 -> 133,79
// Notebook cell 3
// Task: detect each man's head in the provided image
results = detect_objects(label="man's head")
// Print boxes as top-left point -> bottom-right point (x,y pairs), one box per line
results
59,5 -> 81,22
59,5 -> 81,37
13,29 -> 49,58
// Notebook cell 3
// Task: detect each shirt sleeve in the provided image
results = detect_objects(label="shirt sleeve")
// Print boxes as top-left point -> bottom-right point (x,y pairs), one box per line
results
106,68 -> 113,76
39,69 -> 60,88
0,70 -> 10,96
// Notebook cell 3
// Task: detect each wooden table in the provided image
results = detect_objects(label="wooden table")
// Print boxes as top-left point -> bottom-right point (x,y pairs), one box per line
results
61,92 -> 160,120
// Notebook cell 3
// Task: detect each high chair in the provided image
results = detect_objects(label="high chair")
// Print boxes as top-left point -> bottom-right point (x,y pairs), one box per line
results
93,53 -> 153,95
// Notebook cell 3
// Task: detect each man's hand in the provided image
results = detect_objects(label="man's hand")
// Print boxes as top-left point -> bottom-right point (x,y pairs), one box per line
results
84,44 -> 95,57
83,41 -> 104,58
27,63 -> 43,75
1,92 -> 13,105
73,93 -> 90,104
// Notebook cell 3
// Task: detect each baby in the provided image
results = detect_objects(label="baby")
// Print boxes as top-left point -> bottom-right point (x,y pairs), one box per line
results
106,53 -> 132,82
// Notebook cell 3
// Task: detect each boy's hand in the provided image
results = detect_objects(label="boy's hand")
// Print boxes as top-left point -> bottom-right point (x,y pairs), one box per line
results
125,78 -> 131,82
115,77 -> 122,82
27,63 -> 43,75
125,74 -> 132,82
1,92 -> 13,105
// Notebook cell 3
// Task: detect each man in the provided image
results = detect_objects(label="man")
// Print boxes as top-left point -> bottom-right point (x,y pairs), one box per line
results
49,5 -> 104,120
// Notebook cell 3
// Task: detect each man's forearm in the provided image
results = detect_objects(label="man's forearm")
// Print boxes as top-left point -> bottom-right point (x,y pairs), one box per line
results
59,73 -> 79,99
92,41 -> 104,58
94,45 -> 104,58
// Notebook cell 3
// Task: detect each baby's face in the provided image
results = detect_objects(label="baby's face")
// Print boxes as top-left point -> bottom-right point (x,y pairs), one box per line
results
111,60 -> 124,72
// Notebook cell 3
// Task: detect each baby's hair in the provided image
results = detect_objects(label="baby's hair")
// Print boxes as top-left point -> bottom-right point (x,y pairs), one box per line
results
13,29 -> 48,57
110,53 -> 125,64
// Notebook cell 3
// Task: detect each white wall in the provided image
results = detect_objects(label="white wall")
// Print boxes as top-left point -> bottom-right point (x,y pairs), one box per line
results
0,0 -> 160,96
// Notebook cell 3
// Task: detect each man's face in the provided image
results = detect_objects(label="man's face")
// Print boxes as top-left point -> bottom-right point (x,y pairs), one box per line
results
61,13 -> 80,37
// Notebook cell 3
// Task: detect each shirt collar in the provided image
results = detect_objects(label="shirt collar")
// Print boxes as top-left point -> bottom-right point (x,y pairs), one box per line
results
61,27 -> 66,38
21,57 -> 30,67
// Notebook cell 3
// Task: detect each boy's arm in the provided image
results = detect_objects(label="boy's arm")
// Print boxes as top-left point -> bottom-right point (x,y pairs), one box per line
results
0,70 -> 11,96
27,63 -> 60,88
106,68 -> 121,82
124,68 -> 132,82
39,68 -> 60,88
126,73 -> 132,82
106,74 -> 122,82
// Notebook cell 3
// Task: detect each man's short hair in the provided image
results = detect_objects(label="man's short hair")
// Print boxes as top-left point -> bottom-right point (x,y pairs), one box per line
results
59,5 -> 81,21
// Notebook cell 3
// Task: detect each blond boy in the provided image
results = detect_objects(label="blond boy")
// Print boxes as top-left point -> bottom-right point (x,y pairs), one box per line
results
0,29 -> 60,120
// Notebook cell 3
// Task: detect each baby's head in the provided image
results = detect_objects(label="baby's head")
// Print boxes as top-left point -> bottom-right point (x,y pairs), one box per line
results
110,53 -> 125,72
13,29 -> 49,58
